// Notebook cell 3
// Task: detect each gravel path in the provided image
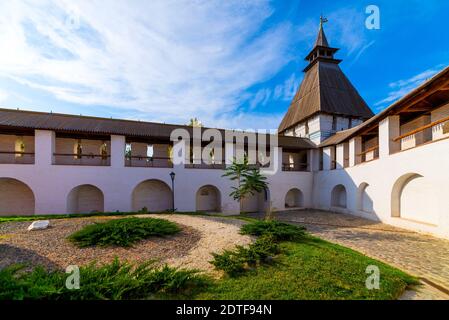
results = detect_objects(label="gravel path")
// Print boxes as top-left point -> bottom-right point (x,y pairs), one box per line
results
140,214 -> 252,275
0,214 -> 252,274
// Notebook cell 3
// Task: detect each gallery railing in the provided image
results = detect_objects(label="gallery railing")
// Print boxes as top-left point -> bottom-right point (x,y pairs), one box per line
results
0,151 -> 35,164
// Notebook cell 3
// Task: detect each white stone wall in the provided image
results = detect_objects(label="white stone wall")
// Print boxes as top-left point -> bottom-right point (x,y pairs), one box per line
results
313,137 -> 449,239
0,130 -> 313,217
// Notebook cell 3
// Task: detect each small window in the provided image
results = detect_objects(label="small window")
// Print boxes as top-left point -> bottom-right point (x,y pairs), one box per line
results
100,142 -> 108,160
348,118 -> 353,128
74,140 -> 83,159
15,137 -> 25,158
332,116 -> 337,131
125,143 -> 132,158
319,149 -> 324,171
305,122 -> 309,135
147,144 -> 154,158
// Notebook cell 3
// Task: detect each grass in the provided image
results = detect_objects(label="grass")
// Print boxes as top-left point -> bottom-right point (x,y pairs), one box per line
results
0,259 -> 209,300
68,217 -> 180,247
199,236 -> 418,300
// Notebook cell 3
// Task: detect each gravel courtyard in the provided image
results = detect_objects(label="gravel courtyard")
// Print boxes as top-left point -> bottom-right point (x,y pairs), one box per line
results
0,214 -> 252,274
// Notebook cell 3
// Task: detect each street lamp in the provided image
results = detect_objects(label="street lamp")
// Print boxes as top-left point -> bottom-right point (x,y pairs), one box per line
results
169,171 -> 176,212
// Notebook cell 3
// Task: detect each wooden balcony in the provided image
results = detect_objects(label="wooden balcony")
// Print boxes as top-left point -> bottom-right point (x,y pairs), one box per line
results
282,162 -> 308,172
125,156 -> 173,168
0,151 -> 35,164
53,153 -> 110,166
393,115 -> 449,152
358,145 -> 379,163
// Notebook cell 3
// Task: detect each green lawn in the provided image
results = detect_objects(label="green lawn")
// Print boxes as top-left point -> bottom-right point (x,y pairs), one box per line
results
198,236 -> 418,300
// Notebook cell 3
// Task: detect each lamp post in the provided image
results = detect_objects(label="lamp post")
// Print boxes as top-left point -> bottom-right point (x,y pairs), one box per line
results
169,171 -> 175,212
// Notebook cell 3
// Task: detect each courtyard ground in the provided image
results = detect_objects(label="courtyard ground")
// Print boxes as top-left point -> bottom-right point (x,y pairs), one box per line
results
0,214 -> 251,275
248,209 -> 449,300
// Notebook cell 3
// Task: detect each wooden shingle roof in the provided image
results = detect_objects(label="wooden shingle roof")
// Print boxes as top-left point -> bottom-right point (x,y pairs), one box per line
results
0,108 -> 316,149
278,62 -> 373,133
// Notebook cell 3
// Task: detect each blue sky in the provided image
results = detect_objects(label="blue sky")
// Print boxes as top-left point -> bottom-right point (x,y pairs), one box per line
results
0,0 -> 448,130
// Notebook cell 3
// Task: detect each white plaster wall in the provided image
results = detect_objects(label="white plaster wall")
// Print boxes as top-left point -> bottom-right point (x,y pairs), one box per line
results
0,131 -> 314,217
313,137 -> 449,239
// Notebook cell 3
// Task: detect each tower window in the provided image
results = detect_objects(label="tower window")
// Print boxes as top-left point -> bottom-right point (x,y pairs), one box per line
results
332,116 -> 337,131
305,122 -> 309,135
348,118 -> 353,128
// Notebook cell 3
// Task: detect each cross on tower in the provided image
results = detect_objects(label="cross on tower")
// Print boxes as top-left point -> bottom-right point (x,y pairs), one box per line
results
320,15 -> 328,27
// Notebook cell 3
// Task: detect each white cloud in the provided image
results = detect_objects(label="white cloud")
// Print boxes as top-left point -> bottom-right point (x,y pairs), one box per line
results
375,65 -> 445,107
249,88 -> 271,110
0,0 -> 295,128
0,89 -> 8,103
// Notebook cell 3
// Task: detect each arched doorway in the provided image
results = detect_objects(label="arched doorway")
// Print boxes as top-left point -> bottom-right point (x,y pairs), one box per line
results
241,187 -> 270,213
285,188 -> 304,208
196,185 -> 221,212
67,184 -> 104,214
357,182 -> 373,213
132,179 -> 172,212
0,178 -> 35,216
331,184 -> 347,208
391,173 -> 438,225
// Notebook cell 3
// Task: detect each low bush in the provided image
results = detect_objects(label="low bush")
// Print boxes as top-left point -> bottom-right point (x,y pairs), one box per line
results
68,217 -> 180,247
0,259 -> 209,300
240,220 -> 306,241
210,235 -> 280,276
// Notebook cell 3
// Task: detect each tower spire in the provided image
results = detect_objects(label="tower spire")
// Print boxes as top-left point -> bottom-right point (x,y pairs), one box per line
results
315,15 -> 329,47
303,17 -> 341,72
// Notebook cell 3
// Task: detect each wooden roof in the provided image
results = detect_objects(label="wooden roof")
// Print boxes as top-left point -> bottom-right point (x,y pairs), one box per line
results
278,61 -> 374,133
319,65 -> 449,147
0,108 -> 316,149
314,24 -> 329,47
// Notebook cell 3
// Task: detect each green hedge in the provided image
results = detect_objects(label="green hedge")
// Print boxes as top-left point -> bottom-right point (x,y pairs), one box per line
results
240,220 -> 306,241
68,217 -> 180,247
0,259 -> 209,300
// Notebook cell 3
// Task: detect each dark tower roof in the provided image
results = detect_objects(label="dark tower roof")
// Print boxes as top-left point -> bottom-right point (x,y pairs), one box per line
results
314,19 -> 329,47
278,18 -> 373,133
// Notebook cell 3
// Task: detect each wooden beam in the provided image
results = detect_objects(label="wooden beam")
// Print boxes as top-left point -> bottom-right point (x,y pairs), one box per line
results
395,76 -> 449,114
